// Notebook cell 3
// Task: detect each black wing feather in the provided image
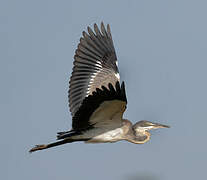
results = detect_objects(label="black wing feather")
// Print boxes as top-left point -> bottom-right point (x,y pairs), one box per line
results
72,81 -> 127,131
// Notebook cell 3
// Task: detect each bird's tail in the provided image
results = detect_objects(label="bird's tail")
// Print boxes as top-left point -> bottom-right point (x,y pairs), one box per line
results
56,130 -> 81,140
29,130 -> 89,153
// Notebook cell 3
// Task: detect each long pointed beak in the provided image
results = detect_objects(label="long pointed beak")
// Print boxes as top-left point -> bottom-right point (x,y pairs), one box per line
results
153,122 -> 170,128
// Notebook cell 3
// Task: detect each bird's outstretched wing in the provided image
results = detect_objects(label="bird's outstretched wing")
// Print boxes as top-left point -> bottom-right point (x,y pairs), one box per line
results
68,22 -> 127,132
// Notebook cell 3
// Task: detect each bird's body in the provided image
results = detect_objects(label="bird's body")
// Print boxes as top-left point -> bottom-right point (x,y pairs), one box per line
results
29,23 -> 169,153
69,119 -> 130,144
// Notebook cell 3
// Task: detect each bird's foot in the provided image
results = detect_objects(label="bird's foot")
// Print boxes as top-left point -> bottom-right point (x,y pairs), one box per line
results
29,144 -> 47,153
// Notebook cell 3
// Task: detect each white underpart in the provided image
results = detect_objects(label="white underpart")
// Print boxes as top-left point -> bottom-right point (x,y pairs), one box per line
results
91,128 -> 124,142
81,127 -> 124,143
71,100 -> 126,143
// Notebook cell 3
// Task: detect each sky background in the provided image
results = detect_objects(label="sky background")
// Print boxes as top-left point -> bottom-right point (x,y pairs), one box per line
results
1,0 -> 207,180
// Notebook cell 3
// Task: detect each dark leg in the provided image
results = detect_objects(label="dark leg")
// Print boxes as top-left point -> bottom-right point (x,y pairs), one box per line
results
29,138 -> 90,153
29,139 -> 74,153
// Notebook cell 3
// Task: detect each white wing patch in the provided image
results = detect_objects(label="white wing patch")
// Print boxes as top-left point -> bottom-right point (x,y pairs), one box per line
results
115,72 -> 120,80
87,69 -> 102,95
116,60 -> 118,67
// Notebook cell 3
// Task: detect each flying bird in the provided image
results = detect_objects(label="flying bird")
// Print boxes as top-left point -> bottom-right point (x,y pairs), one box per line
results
29,23 -> 169,153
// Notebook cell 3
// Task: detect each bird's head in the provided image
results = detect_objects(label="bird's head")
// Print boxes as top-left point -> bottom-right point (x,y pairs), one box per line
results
128,120 -> 170,144
133,120 -> 170,133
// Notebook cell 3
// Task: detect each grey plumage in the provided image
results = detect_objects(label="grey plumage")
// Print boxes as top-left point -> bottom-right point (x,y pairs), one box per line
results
29,23 -> 169,153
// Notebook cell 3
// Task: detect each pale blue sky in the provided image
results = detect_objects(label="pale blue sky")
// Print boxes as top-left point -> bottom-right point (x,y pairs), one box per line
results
1,0 -> 207,180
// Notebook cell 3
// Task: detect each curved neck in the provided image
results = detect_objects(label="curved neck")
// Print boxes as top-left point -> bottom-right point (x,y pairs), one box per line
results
121,120 -> 151,144
127,130 -> 151,144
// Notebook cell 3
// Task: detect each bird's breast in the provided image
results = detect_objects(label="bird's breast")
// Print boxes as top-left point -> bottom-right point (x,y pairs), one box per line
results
85,128 -> 124,143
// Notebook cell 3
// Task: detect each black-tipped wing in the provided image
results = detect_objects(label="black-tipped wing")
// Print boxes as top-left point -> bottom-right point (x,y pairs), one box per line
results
69,23 -> 120,117
68,23 -> 127,132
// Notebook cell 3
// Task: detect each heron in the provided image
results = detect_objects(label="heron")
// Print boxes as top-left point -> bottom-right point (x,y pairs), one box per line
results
29,22 -> 169,153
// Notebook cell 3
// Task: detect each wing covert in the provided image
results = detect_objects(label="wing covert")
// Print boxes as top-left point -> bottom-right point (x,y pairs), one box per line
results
72,81 -> 127,131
